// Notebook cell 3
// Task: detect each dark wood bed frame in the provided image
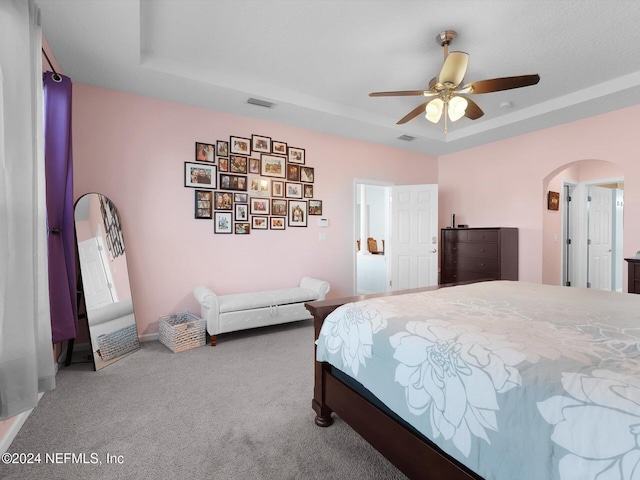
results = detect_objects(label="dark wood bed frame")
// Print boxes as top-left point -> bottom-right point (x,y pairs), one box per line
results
306,284 -> 484,480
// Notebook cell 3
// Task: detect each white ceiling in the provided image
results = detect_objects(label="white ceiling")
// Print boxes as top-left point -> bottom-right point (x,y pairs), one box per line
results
38,0 -> 640,156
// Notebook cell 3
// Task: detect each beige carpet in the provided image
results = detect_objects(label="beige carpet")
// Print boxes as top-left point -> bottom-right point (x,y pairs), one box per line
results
4,320 -> 407,479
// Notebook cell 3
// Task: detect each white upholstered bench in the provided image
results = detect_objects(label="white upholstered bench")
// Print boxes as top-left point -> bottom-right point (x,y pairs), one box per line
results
193,277 -> 330,346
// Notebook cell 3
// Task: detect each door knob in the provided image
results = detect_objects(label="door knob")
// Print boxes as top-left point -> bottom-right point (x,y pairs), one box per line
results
431,249 -> 437,253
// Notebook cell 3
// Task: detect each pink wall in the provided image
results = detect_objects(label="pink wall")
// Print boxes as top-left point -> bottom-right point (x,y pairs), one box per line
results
438,105 -> 640,286
72,84 -> 439,336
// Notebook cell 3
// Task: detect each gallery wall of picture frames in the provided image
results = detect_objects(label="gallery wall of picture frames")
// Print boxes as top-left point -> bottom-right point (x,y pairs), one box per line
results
186,135 -> 323,234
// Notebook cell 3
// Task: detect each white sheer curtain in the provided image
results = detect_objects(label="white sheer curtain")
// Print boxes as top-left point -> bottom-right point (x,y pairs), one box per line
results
0,0 -> 55,420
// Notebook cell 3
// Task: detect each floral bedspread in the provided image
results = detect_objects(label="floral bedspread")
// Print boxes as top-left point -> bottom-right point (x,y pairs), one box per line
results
315,281 -> 640,480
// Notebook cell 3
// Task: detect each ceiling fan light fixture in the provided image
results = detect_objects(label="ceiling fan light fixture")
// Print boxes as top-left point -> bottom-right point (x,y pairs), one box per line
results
425,98 -> 443,123
448,96 -> 468,122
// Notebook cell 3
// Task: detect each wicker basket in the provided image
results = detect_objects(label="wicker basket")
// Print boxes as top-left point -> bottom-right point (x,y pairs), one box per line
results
97,324 -> 140,361
159,312 -> 206,353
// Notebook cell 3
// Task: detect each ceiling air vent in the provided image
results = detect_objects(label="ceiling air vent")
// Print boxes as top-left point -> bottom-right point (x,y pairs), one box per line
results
397,135 -> 415,142
247,98 -> 275,108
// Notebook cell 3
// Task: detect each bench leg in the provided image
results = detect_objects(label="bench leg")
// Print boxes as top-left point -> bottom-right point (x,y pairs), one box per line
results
210,335 -> 217,347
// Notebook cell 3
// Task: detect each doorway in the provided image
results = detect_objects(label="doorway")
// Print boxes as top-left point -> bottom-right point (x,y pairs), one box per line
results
353,180 -> 439,295
561,178 -> 624,291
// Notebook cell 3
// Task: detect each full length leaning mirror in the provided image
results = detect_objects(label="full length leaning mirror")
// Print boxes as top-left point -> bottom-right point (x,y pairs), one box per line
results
74,193 -> 139,370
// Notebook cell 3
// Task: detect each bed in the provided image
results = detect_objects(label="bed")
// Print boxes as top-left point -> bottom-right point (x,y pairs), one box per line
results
307,281 -> 640,480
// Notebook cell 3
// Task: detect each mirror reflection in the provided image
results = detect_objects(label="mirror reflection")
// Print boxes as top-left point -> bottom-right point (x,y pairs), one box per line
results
74,193 -> 139,370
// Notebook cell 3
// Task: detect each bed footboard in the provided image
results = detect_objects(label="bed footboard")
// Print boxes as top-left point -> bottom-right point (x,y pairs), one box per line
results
305,285 -> 484,480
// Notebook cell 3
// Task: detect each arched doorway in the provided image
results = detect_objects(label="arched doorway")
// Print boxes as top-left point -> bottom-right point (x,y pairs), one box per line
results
542,160 -> 624,290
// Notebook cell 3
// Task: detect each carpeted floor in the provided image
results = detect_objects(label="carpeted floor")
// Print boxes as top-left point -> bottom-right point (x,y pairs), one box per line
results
3,321 -> 407,479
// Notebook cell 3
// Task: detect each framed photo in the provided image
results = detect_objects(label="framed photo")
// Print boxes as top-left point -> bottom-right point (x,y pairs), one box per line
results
304,184 -> 314,198
285,182 -> 303,199
185,162 -> 216,189
252,134 -> 271,154
287,164 -> 300,181
229,155 -> 248,174
248,175 -> 271,197
308,199 -> 323,215
288,200 -> 307,227
271,198 -> 287,216
218,173 -> 247,191
235,222 -> 250,234
248,157 -> 260,174
270,217 -> 286,230
214,191 -> 233,210
548,191 -> 560,211
230,136 -> 251,155
288,146 -> 305,164
300,166 -> 314,183
235,203 -> 248,221
252,216 -> 268,230
249,197 -> 270,215
272,180 -> 284,197
272,141 -> 287,156
195,142 -> 215,162
234,193 -> 248,203
195,190 -> 212,219
218,157 -> 229,172
260,154 -> 286,178
216,140 -> 229,157
214,212 -> 232,234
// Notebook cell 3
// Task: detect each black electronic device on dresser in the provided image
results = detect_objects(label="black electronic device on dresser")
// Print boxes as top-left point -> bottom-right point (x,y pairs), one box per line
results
625,258 -> 640,294
440,227 -> 519,284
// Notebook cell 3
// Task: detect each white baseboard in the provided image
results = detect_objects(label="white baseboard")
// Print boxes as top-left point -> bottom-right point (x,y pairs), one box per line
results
0,393 -> 43,454
139,332 -> 159,342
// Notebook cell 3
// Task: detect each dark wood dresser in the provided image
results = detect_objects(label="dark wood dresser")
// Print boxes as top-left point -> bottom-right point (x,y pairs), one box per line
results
625,258 -> 640,294
440,227 -> 519,284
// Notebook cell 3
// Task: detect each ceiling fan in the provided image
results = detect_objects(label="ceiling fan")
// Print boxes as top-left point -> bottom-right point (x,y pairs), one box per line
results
369,30 -> 540,134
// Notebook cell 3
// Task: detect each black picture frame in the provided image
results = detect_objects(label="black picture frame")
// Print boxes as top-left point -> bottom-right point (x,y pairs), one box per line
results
185,162 -> 216,189
214,212 -> 232,234
271,198 -> 287,216
252,216 -> 269,230
216,140 -> 229,157
230,136 -> 251,155
229,155 -> 248,174
272,141 -> 287,156
214,191 -> 233,210
218,173 -> 247,191
288,146 -> 305,164
195,142 -> 215,162
251,134 -> 271,154
195,190 -> 213,219
308,199 -> 323,215
300,166 -> 314,183
288,200 -> 307,227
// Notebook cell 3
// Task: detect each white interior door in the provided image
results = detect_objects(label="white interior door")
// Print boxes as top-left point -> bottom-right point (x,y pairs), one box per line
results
78,237 -> 116,308
389,184 -> 438,290
588,185 -> 613,290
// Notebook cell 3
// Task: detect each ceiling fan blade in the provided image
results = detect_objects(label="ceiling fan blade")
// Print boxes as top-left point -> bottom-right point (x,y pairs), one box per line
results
369,90 -> 430,97
463,74 -> 540,94
458,95 -> 484,120
439,51 -> 468,87
397,101 -> 429,125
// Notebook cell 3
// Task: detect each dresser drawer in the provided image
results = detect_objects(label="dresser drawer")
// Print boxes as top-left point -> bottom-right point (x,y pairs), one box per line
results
444,255 -> 499,273
442,229 -> 468,243
450,242 -> 498,257
442,270 -> 499,284
467,230 -> 499,243
634,264 -> 640,280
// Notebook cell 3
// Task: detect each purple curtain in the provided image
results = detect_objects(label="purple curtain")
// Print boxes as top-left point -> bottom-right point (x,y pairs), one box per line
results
44,72 -> 77,343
